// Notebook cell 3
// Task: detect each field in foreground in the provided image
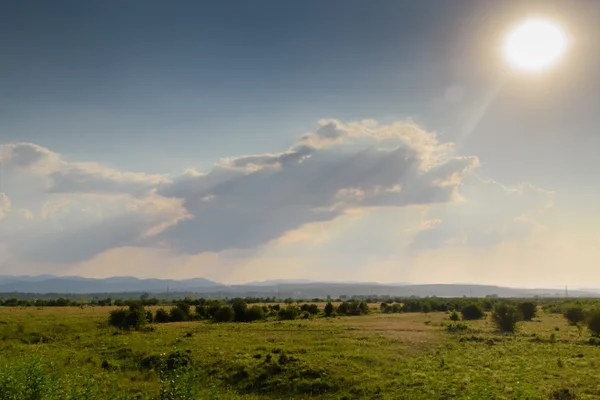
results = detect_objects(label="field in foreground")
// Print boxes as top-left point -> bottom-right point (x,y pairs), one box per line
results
0,306 -> 599,399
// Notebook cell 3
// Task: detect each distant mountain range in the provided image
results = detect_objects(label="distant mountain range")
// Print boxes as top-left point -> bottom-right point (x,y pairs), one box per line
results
0,275 -> 218,294
0,275 -> 598,298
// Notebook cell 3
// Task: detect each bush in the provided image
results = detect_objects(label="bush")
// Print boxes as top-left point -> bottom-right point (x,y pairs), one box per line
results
461,304 -> 484,320
449,311 -> 460,321
336,301 -> 369,316
519,302 -> 537,321
175,302 -> 191,315
278,305 -> 300,320
169,306 -> 189,322
245,305 -> 265,322
324,302 -> 334,316
491,303 -> 521,333
214,306 -> 235,322
300,304 -> 319,314
588,337 -> 600,346
564,307 -> 586,327
125,306 -> 148,330
108,308 -> 128,329
108,305 -> 147,330
155,308 -> 170,323
446,322 -> 468,333
300,311 -> 311,319
587,309 -> 600,337
231,299 -> 248,322
551,388 -> 577,400
145,310 -> 154,323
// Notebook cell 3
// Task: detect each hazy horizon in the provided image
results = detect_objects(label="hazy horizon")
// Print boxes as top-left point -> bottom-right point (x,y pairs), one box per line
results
1,1 -> 600,287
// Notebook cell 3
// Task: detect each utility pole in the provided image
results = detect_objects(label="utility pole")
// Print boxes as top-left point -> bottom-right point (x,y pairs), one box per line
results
565,285 -> 568,298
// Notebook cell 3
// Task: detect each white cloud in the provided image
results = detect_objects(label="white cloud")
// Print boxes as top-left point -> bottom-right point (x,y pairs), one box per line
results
408,175 -> 554,250
0,119 -> 558,277
154,120 -> 478,254
0,142 -> 169,195
0,193 -> 11,219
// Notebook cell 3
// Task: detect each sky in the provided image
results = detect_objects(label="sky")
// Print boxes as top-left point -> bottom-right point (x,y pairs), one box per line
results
1,0 -> 599,286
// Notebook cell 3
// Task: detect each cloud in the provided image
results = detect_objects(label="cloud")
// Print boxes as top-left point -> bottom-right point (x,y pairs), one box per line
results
0,119 -> 553,270
409,175 -> 554,250
0,143 -> 61,172
0,142 -> 169,196
18,192 -> 188,263
154,120 -> 478,254
0,193 -> 11,219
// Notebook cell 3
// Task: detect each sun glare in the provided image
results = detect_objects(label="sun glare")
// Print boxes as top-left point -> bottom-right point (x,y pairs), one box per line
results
503,18 -> 567,72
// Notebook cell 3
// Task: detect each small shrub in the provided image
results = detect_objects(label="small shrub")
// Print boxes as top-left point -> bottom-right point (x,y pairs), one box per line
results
446,322 -> 468,333
518,301 -> 537,321
449,311 -> 460,321
146,310 -> 154,323
155,308 -> 170,323
551,388 -> 577,400
165,350 -> 192,371
491,303 -> 521,333
588,337 -> 600,346
461,304 -> 484,320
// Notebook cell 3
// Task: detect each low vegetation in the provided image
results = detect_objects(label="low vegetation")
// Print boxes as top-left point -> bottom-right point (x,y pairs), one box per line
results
2,296 -> 600,398
491,303 -> 521,333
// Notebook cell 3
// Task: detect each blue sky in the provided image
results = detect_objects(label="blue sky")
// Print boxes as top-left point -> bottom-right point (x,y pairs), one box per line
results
1,0 -> 599,285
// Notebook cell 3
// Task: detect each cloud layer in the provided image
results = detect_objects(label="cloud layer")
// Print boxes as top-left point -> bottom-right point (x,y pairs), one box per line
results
0,119 -> 555,279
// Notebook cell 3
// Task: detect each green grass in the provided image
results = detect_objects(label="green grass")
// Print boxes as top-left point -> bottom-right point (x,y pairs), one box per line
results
1,307 -> 599,399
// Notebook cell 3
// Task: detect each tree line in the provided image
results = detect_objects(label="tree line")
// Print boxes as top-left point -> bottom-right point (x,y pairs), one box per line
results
108,299 -> 370,330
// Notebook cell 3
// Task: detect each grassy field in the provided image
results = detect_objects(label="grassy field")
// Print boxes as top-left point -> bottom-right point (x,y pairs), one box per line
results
0,306 -> 599,399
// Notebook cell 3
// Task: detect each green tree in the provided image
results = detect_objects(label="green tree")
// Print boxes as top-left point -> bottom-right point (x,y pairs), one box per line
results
491,303 -> 521,333
214,306 -> 235,322
169,305 -> 189,322
300,304 -> 320,314
518,302 -> 537,321
155,308 -> 170,323
564,306 -> 586,336
587,309 -> 600,337
278,305 -> 299,320
231,298 -> 248,322
337,301 -> 349,315
108,304 -> 147,330
324,302 -> 334,316
461,303 -> 484,320
245,305 -> 265,322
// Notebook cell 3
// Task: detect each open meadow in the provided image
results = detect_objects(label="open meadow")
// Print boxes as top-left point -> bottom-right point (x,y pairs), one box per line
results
1,304 -> 600,399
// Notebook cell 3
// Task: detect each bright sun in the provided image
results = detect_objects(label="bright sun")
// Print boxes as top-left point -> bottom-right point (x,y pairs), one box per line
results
503,18 -> 567,72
